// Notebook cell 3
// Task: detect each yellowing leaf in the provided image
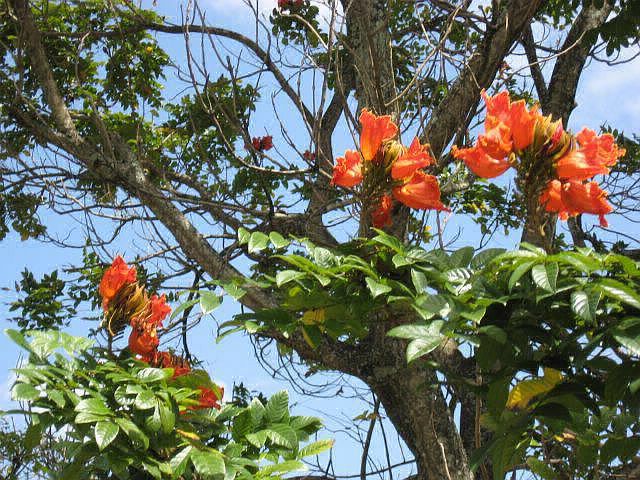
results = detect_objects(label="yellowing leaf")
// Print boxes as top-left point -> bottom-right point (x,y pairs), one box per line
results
506,368 -> 563,410
176,429 -> 200,441
301,309 -> 325,325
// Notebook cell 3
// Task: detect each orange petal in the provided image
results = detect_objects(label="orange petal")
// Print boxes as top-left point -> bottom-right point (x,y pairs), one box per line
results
452,145 -> 511,178
509,100 -> 538,152
555,148 -> 609,181
331,150 -> 363,187
482,90 -> 511,125
359,109 -> 398,162
478,118 -> 513,159
392,171 -> 449,211
99,256 -> 137,311
391,137 -> 434,179
577,127 -> 626,168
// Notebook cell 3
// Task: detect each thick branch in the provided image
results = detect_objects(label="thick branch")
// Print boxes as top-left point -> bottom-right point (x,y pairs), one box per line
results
426,0 -> 544,158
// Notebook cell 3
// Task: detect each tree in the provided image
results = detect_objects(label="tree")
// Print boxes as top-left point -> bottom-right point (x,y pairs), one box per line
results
1,0 -> 640,479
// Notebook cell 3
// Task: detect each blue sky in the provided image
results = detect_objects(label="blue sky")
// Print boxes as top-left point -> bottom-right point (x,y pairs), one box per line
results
1,0 -> 639,476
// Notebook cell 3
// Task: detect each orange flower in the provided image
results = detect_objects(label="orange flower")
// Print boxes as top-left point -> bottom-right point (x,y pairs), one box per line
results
359,109 -> 398,162
509,100 -> 538,151
392,171 -> 448,211
576,128 -> 625,167
478,118 -> 512,159
99,256 -> 137,311
452,145 -> 512,178
540,180 -> 573,220
147,350 -> 191,378
555,147 -> 609,181
562,181 -> 613,227
391,137 -> 434,179
332,150 -> 363,187
372,195 -> 393,228
148,294 -> 171,328
482,90 -> 511,125
128,325 -> 159,357
191,387 -> 223,410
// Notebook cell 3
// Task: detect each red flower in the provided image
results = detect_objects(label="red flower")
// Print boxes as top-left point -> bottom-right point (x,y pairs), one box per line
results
128,325 -> 159,357
555,147 -> 609,181
478,117 -> 512,159
148,294 -> 171,328
509,100 -> 538,152
372,195 -> 393,228
562,181 -> 613,227
392,171 -> 449,211
147,350 -> 191,378
452,145 -> 512,178
190,387 -> 223,410
303,150 -> 315,162
252,135 -> 273,152
331,150 -> 363,187
540,180 -> 613,227
482,90 -> 512,125
391,137 -> 434,180
540,180 -> 573,220
359,109 -> 398,162
99,256 -> 137,311
576,128 -> 625,168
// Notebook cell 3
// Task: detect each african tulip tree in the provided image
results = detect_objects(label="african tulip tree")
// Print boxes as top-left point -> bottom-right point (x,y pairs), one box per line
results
2,1 -> 640,479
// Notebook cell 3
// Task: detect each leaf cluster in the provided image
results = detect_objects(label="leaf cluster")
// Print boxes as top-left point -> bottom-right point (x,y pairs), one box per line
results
6,329 -> 331,480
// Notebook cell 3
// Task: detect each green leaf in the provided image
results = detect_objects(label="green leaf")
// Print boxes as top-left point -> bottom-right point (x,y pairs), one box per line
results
237,227 -> 250,245
137,368 -> 170,383
169,297 -> 198,320
276,270 -> 305,287
508,260 -> 536,291
599,279 -> 640,310
75,411 -> 108,424
413,294 -> 450,320
218,281 -> 246,300
23,423 -> 42,450
75,397 -> 111,416
116,417 -> 149,450
265,423 -> 298,449
365,278 -> 392,298
371,230 -> 404,253
613,331 -> 640,356
248,232 -> 270,253
387,324 -> 438,340
531,263 -> 557,292
571,289 -> 601,323
526,457 -> 559,479
199,290 -> 222,315
158,403 -> 175,434
170,446 -> 193,477
265,390 -> 289,423
471,248 -> 506,268
134,390 -> 157,410
411,269 -> 428,293
478,325 -> 507,344
269,231 -> 290,249
191,449 -> 226,477
298,439 -> 334,457
95,421 -> 119,451
12,383 -> 39,401
404,321 -> 445,363
5,329 -> 32,352
258,460 -> 305,477
450,246 -> 474,267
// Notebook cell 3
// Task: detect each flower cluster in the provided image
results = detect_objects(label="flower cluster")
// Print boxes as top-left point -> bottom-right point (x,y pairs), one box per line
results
252,135 -> 273,152
452,90 -> 625,227
277,0 -> 303,8
99,256 -> 222,410
332,109 -> 448,228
